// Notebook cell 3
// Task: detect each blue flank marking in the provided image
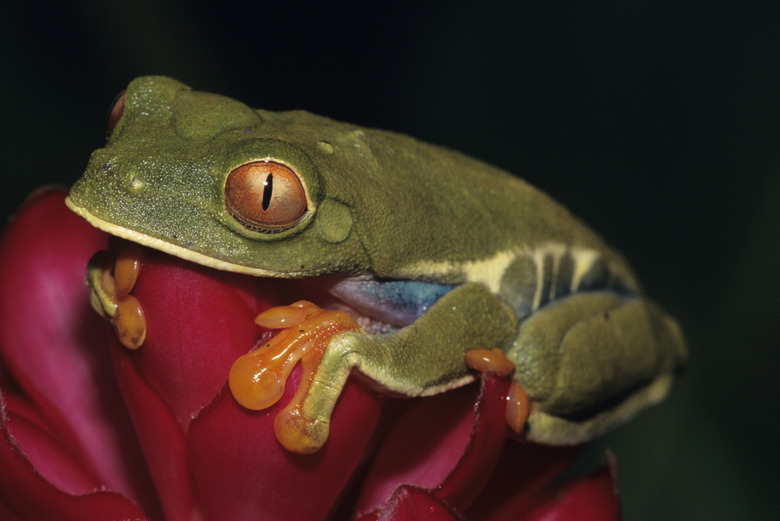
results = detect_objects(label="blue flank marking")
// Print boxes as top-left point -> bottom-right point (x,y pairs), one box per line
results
333,278 -> 456,326
368,279 -> 455,320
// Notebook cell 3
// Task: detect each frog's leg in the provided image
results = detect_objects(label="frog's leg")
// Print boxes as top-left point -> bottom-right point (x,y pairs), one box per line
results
230,283 -> 518,454
506,292 -> 687,445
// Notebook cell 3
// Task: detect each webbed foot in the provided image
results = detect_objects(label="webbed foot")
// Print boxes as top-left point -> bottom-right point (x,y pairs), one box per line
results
86,244 -> 147,349
228,301 -> 362,454
465,348 -> 531,435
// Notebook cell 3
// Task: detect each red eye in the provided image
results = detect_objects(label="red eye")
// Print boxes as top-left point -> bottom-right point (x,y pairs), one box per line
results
107,90 -> 126,133
225,161 -> 307,232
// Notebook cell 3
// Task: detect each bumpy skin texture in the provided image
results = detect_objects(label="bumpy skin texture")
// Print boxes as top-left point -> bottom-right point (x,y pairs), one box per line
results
67,76 -> 687,446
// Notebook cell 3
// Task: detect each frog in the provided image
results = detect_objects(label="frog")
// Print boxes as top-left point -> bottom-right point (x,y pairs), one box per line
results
66,76 -> 687,455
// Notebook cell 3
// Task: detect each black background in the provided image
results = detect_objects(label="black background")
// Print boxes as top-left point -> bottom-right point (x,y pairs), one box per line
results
2,2 -> 779,519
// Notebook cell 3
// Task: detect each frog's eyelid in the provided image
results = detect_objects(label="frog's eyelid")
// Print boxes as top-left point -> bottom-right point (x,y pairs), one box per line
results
106,90 -> 127,134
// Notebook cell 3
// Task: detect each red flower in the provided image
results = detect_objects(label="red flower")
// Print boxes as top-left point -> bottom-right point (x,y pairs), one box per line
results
0,188 -> 621,520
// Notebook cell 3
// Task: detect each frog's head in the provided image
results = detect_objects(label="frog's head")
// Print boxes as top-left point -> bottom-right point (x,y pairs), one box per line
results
67,75 -> 472,347
67,76 -> 371,279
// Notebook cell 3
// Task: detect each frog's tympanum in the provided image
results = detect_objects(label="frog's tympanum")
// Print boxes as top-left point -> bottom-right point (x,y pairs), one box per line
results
67,76 -> 686,454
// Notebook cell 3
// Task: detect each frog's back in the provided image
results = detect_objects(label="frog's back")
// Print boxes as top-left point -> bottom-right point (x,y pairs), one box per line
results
351,122 -> 634,285
257,109 -> 638,307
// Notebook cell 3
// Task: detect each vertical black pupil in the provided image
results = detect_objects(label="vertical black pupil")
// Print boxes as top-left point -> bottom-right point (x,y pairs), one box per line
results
262,173 -> 273,211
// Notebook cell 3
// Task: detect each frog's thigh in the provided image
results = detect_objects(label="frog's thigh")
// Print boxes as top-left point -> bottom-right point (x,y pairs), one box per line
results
508,292 -> 686,445
302,283 -> 518,421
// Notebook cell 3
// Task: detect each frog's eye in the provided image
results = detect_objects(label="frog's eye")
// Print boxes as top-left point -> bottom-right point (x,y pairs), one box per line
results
225,161 -> 307,232
107,90 -> 126,133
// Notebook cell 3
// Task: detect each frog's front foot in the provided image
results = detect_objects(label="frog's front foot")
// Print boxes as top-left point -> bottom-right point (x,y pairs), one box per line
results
228,301 -> 362,454
86,244 -> 147,350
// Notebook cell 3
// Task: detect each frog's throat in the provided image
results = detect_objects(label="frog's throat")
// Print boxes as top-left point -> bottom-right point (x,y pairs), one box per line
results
65,196 -> 285,278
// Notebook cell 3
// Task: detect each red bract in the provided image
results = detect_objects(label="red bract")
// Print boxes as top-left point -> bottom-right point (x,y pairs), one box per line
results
0,188 -> 621,520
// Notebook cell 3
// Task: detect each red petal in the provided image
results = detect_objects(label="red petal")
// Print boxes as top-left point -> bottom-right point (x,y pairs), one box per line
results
435,373 -> 511,509
356,373 -> 512,517
0,189 -> 159,513
123,244 -> 269,430
464,442 -> 579,520
0,390 -> 149,521
357,485 -> 462,521
354,386 -> 476,516
187,365 -> 381,521
2,392 -> 101,495
110,341 -> 199,521
515,455 -> 621,521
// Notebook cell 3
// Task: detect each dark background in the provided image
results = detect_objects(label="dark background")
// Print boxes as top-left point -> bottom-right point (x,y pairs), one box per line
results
2,2 -> 778,519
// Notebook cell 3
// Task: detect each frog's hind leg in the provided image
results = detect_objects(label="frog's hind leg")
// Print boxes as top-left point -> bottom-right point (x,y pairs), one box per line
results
506,292 -> 687,445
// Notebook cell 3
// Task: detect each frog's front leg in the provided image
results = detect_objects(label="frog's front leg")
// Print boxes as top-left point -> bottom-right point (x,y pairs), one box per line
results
230,283 -> 518,453
508,291 -> 687,445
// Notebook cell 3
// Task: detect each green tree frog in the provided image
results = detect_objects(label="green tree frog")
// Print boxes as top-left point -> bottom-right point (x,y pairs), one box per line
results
66,76 -> 686,454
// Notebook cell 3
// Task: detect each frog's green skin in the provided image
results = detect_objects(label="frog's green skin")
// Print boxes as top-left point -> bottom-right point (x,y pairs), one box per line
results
67,76 -> 686,446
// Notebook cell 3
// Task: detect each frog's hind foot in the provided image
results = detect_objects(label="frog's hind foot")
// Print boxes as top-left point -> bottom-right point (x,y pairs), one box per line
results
465,348 -> 531,436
